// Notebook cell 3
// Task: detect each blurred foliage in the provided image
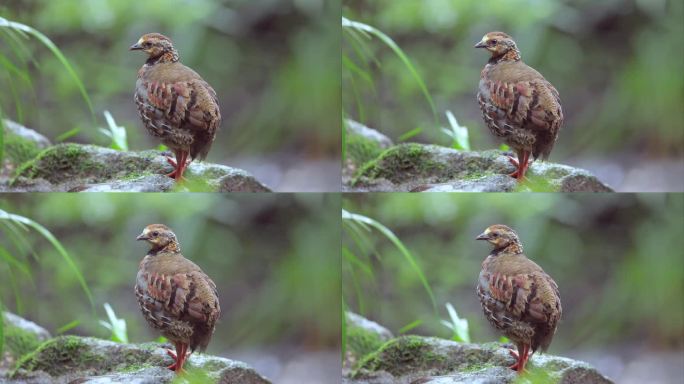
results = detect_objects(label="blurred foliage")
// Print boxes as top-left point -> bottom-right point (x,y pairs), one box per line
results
342,0 -> 684,166
0,194 -> 341,357
342,194 -> 684,354
1,0 -> 340,189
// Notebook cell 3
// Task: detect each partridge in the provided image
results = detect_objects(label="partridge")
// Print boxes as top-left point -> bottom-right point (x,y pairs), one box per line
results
475,224 -> 561,373
130,33 -> 221,181
135,224 -> 221,373
475,32 -> 563,181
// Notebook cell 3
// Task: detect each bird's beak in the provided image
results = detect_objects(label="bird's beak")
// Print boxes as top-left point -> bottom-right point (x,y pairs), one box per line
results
474,40 -> 487,49
475,232 -> 490,240
136,233 -> 148,241
129,43 -> 143,51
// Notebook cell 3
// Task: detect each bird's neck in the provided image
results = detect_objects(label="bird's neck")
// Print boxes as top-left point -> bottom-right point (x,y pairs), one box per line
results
148,242 -> 181,256
491,242 -> 523,256
489,49 -> 521,64
145,50 -> 179,66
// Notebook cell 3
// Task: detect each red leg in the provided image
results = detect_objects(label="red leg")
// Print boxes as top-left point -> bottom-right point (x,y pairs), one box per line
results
508,344 -> 530,373
164,151 -> 182,179
164,151 -> 190,181
166,342 -> 181,371
166,342 -> 190,373
175,343 -> 189,373
507,150 -> 530,181
174,151 -> 189,181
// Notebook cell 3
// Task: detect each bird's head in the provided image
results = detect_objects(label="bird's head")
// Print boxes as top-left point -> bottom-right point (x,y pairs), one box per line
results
130,33 -> 178,62
476,224 -> 522,252
474,32 -> 520,61
136,224 -> 179,252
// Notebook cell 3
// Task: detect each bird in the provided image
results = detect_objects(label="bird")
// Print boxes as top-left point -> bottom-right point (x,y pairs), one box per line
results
135,224 -> 221,373
130,33 -> 221,181
475,32 -> 563,181
475,224 -> 561,373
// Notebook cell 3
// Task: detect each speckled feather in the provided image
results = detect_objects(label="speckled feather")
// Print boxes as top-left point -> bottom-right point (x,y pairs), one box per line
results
134,36 -> 220,161
475,224 -> 561,355
135,233 -> 220,352
477,252 -> 561,352
477,33 -> 563,160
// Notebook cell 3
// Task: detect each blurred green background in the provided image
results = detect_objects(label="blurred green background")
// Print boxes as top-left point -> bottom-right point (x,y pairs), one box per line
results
343,193 -> 684,383
343,0 -> 684,192
1,0 -> 341,192
0,193 -> 340,383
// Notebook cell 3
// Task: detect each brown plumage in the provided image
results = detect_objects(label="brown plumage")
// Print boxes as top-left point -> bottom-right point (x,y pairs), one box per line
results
475,32 -> 563,181
135,224 -> 220,373
130,33 -> 221,181
475,224 -> 561,373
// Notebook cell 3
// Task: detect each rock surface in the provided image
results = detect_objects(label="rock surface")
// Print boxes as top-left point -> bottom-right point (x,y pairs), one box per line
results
344,312 -> 613,384
1,121 -> 270,192
1,313 -> 271,384
343,120 -> 613,192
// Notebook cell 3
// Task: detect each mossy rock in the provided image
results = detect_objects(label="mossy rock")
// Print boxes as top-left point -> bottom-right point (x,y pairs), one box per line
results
354,144 -> 462,186
345,312 -> 394,370
2,143 -> 270,192
10,336 -> 271,383
347,143 -> 613,192
344,119 -> 394,181
1,120 -> 52,179
4,134 -> 44,167
348,335 -> 612,384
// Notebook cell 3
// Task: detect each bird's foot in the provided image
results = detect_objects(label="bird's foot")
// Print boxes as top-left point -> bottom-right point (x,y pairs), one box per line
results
165,348 -> 179,370
507,155 -> 520,167
506,156 -> 529,181
507,169 -> 529,181
507,348 -> 529,373
164,156 -> 190,182
165,348 -> 191,372
165,156 -> 178,168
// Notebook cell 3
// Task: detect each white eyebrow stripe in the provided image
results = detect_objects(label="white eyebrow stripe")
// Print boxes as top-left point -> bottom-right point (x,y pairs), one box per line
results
137,37 -> 144,45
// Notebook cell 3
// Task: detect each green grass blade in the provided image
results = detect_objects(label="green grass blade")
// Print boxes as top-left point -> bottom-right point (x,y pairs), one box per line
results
0,106 -> 5,164
0,17 -> 94,117
342,246 -> 373,276
0,301 -> 4,356
398,127 -> 423,142
398,319 -> 423,334
342,17 -> 437,122
0,53 -> 30,82
341,298 -> 347,363
0,245 -> 31,277
55,127 -> 81,142
56,319 -> 80,335
342,54 -> 373,85
342,209 -> 437,311
1,210 -> 94,307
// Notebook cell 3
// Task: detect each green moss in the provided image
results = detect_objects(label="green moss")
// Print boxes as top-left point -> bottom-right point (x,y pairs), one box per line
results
12,144 -> 98,184
346,133 -> 385,170
346,325 -> 387,365
353,143 -> 454,185
11,336 -> 106,377
2,323 -> 43,361
3,134 -> 43,166
354,336 -> 454,378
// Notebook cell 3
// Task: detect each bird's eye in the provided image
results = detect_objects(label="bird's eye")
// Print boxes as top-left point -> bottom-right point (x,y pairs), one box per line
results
151,231 -> 159,237
491,233 -> 499,238
489,39 -> 497,45
143,42 -> 151,48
